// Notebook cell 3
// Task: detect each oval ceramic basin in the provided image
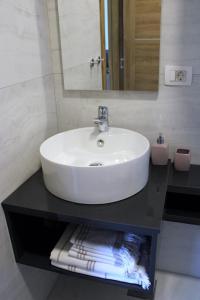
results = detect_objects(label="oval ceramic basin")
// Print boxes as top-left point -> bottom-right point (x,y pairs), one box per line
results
40,127 -> 150,204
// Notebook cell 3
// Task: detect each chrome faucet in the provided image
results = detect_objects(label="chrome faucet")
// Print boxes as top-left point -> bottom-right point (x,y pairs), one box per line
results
94,106 -> 109,132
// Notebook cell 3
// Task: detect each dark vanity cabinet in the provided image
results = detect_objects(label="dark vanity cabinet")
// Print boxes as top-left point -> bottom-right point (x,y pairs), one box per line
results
165,165 -> 200,225
2,164 -> 169,300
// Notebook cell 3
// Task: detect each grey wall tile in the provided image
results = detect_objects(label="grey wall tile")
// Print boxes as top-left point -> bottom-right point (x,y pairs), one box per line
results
157,221 -> 200,278
0,0 -> 58,299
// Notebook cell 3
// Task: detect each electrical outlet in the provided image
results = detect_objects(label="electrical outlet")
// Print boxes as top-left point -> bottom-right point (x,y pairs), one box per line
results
175,70 -> 186,82
165,65 -> 192,86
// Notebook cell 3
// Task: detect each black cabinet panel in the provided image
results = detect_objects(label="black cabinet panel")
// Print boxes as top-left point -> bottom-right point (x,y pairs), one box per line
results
164,164 -> 200,225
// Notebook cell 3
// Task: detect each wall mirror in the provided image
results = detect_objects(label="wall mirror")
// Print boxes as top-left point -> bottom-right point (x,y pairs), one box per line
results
58,0 -> 161,91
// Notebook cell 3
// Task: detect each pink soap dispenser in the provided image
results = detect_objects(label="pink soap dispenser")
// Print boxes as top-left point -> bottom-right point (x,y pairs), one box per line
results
151,133 -> 169,165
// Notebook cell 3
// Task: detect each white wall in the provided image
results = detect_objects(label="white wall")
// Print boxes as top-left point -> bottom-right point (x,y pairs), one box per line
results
157,221 -> 200,278
0,0 -> 58,299
47,0 -> 200,278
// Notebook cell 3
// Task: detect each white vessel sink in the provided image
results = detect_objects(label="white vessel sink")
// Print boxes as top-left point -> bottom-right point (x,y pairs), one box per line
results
40,127 -> 150,204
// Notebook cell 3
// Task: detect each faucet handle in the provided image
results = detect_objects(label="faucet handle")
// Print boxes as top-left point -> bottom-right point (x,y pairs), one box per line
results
94,118 -> 103,125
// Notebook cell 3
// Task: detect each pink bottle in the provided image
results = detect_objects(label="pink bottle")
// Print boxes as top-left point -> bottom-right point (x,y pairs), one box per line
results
151,133 -> 169,165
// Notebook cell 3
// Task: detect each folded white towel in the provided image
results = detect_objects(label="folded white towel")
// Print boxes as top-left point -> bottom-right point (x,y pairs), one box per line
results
71,225 -> 143,250
69,247 -> 120,265
51,260 -> 151,290
70,225 -> 119,254
50,224 -> 151,290
69,245 -> 138,273
70,225 -> 140,273
51,239 -> 131,275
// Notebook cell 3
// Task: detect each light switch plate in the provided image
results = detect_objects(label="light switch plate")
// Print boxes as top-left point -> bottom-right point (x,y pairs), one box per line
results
165,65 -> 192,86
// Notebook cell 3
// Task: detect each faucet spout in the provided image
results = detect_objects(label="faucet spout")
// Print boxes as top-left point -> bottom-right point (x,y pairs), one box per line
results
94,106 -> 109,132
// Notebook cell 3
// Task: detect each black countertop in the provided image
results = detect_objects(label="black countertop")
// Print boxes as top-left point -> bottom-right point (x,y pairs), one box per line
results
2,163 -> 169,235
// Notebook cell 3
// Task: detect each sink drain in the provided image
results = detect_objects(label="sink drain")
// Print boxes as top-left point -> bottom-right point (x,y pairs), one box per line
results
97,139 -> 104,147
89,162 -> 103,167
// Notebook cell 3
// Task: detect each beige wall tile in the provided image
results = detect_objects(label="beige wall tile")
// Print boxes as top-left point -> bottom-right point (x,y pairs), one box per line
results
0,0 -> 58,299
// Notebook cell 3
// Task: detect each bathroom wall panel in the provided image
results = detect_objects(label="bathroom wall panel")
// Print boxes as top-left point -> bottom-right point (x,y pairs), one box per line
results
0,75 -> 57,202
157,221 -> 200,278
0,0 -> 58,299
0,0 -> 52,89
160,0 -> 200,74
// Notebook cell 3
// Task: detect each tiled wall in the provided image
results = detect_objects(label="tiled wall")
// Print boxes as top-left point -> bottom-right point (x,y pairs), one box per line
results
157,221 -> 200,278
47,0 -> 200,279
47,0 -> 200,164
0,0 -> 58,299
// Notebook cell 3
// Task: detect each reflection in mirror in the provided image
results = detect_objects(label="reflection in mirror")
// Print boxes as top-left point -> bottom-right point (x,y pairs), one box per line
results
58,0 -> 161,91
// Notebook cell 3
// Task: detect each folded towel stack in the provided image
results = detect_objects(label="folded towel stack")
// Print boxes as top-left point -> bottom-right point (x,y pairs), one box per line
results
50,224 -> 151,290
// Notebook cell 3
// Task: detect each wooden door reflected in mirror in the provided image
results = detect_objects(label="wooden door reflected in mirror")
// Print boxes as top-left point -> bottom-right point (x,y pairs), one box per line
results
101,0 -> 161,91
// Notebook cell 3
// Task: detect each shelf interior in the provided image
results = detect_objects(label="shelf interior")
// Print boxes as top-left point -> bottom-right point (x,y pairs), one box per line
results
164,191 -> 200,223
6,211 -> 154,297
9,212 -> 66,257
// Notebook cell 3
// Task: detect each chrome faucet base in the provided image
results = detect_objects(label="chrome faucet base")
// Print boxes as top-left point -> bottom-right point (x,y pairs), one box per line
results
94,106 -> 109,132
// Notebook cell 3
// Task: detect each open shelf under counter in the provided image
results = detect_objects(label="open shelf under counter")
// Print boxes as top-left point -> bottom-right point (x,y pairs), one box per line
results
164,164 -> 200,225
2,163 -> 169,300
